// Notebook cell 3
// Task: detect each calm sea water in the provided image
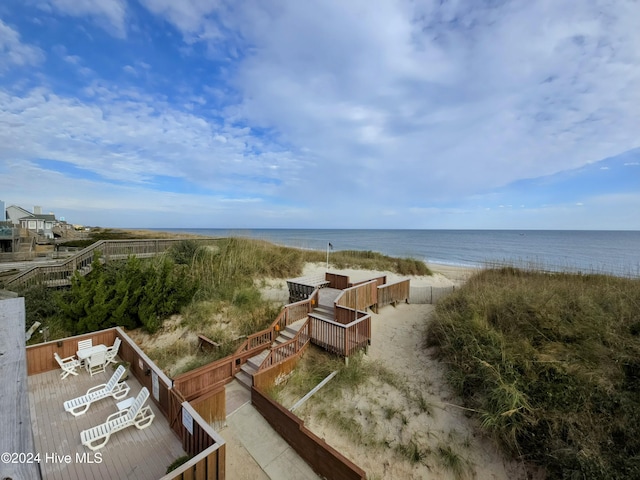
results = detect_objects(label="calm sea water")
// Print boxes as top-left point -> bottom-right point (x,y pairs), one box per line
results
157,229 -> 640,277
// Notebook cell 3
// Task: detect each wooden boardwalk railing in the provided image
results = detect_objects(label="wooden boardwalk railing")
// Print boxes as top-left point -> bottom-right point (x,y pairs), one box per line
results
377,279 -> 410,310
334,280 -> 378,316
4,238 -> 189,289
258,318 -> 311,371
173,290 -> 320,404
309,312 -> 371,357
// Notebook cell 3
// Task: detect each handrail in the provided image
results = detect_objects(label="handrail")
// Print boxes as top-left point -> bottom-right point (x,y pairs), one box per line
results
312,311 -> 370,329
258,317 -> 311,371
4,238 -> 187,288
233,288 -> 319,360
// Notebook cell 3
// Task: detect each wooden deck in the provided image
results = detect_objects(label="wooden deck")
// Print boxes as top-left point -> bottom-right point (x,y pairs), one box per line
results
28,367 -> 186,480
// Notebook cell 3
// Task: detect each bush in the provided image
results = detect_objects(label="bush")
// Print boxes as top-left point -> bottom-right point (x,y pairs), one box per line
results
58,252 -> 198,334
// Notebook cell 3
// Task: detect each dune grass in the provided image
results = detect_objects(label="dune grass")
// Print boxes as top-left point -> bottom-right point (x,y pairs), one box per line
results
426,267 -> 640,479
267,346 -> 476,477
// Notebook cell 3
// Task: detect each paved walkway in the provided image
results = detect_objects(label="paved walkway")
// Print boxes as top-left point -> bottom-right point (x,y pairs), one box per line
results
222,380 -> 321,480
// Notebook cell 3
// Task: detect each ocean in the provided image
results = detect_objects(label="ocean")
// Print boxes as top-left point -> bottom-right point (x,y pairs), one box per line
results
156,229 -> 640,278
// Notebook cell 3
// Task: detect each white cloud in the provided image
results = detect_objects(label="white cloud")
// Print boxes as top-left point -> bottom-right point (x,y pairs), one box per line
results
44,0 -> 128,38
0,19 -> 45,71
213,0 -> 640,206
0,85 -> 304,199
2,1 -> 640,228
138,0 -> 225,44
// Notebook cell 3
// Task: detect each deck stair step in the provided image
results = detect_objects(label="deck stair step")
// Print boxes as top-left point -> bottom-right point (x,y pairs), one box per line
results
246,349 -> 270,370
272,317 -> 309,346
235,370 -> 253,390
309,309 -> 335,323
233,348 -> 271,390
273,330 -> 295,346
313,305 -> 334,316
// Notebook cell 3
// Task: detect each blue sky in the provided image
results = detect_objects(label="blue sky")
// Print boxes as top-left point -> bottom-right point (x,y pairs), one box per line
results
0,1 -> 639,229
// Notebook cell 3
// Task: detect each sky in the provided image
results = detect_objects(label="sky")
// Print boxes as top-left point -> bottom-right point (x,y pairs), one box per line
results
0,1 -> 639,230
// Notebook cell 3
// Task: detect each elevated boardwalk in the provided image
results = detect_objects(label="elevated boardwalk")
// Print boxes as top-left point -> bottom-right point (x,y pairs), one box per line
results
3,238 -> 196,289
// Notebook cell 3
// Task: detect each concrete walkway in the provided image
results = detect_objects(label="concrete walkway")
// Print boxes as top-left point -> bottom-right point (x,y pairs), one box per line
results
222,380 -> 321,480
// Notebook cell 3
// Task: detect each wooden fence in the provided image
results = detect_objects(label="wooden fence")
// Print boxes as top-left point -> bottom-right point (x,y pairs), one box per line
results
173,356 -> 235,402
173,291 -> 318,406
273,291 -> 317,332
25,328 -> 118,375
114,327 -> 174,418
377,279 -> 410,310
251,386 -> 366,480
409,285 -> 456,304
325,272 -> 350,290
190,383 -> 227,430
350,275 -> 386,287
253,349 -> 308,391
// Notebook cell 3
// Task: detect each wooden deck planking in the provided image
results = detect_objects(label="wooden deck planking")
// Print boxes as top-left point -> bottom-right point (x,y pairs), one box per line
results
28,366 -> 185,480
318,287 -> 341,306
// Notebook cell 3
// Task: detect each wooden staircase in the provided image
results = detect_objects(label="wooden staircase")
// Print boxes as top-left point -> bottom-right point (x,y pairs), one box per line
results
235,318 -> 310,389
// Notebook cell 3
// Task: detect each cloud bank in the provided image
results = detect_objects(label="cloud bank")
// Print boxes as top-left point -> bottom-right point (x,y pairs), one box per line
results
1,0 -> 639,228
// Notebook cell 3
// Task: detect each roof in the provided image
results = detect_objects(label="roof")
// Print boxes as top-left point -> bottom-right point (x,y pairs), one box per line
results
19,213 -> 56,221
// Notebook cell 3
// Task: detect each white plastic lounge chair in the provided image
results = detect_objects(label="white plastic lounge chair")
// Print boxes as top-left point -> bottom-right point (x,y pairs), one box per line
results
86,350 -> 107,376
54,352 -> 81,379
80,387 -> 155,451
78,339 -> 93,351
105,338 -> 121,365
63,365 -> 131,416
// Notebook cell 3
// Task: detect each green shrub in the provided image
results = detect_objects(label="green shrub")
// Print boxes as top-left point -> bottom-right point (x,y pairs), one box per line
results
57,252 -> 198,334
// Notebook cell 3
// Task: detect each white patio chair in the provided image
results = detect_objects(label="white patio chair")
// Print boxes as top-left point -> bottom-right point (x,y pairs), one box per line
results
86,350 -> 107,376
80,387 -> 155,451
105,338 -> 122,365
78,339 -> 93,351
63,365 -> 131,416
54,352 -> 81,380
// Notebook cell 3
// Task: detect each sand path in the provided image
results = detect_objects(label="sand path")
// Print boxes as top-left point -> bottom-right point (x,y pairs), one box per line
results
288,263 -> 529,479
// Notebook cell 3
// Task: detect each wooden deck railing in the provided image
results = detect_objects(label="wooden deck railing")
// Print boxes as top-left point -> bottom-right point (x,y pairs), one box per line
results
174,290 -> 320,404
309,313 -> 371,357
377,278 -> 410,310
173,356 -> 235,402
26,328 -> 118,376
334,280 -> 378,315
4,238 -> 188,289
161,396 -> 226,480
258,318 -> 311,371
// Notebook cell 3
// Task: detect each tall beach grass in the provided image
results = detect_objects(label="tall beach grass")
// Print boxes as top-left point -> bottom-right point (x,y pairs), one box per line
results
426,267 -> 640,479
